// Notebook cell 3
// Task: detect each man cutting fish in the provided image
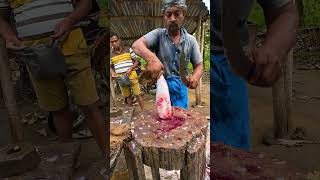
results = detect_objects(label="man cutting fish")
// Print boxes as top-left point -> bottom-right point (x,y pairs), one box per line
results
132,0 -> 203,110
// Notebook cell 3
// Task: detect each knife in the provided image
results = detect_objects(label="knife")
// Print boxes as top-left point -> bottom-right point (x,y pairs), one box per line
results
179,50 -> 190,87
221,0 -> 256,82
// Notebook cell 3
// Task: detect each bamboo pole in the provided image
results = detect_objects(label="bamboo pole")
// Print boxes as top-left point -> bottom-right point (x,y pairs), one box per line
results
0,37 -> 23,142
195,17 -> 202,105
110,76 -> 117,108
272,49 -> 293,138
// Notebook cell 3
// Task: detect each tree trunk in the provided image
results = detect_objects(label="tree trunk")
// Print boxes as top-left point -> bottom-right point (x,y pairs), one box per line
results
127,107 -> 209,179
272,50 -> 293,138
195,17 -> 202,105
0,37 -> 23,142
295,0 -> 304,26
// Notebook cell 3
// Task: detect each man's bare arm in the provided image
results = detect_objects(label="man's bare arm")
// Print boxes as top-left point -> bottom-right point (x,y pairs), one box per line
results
187,63 -> 203,89
68,0 -> 92,24
192,63 -> 203,81
249,1 -> 298,85
110,65 -> 117,77
0,16 -> 14,38
263,1 -> 299,60
126,58 -> 140,76
131,58 -> 140,69
132,37 -> 164,79
52,0 -> 92,38
132,37 -> 159,64
0,11 -> 24,49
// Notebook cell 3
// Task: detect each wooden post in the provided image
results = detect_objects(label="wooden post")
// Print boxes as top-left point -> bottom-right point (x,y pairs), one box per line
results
123,141 -> 146,180
248,24 -> 258,51
195,17 -> 202,105
247,24 -> 258,125
272,49 -> 293,138
200,21 -> 205,65
110,76 -> 117,107
0,37 -> 23,142
0,87 -> 3,106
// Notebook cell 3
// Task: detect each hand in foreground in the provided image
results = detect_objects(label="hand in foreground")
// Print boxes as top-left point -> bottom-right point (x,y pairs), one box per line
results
146,57 -> 164,80
111,71 -> 117,77
248,45 -> 285,86
51,18 -> 74,39
187,75 -> 199,89
126,67 -> 133,76
4,35 -> 25,50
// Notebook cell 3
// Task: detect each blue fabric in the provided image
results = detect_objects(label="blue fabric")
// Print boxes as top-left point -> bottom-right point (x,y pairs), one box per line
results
210,53 -> 251,150
166,76 -> 188,109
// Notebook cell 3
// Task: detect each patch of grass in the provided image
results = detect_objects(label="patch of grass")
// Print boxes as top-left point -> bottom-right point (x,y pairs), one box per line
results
303,0 -> 320,28
294,52 -> 320,63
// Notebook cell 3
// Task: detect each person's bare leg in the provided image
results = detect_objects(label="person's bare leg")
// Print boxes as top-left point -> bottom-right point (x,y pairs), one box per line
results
126,96 -> 133,106
136,94 -> 144,111
80,102 -> 107,157
52,107 -> 73,142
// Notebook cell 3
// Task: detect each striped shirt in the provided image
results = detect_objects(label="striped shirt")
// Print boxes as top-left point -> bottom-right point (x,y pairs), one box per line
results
3,0 -> 88,56
3,0 -> 74,40
111,47 -> 137,74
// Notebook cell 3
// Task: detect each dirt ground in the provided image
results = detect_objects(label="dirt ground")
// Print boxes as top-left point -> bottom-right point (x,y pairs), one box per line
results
250,70 -> 320,175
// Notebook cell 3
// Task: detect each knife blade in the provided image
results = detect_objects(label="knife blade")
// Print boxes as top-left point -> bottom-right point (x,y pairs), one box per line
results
179,50 -> 190,87
221,0 -> 256,81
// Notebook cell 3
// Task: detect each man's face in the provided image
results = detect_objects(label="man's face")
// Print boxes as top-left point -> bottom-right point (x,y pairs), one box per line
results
110,36 -> 121,50
163,6 -> 185,35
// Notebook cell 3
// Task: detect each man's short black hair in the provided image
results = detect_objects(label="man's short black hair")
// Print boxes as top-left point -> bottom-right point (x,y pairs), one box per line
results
110,32 -> 120,39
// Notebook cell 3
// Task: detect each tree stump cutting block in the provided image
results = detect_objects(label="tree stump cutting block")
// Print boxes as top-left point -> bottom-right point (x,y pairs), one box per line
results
126,107 -> 208,180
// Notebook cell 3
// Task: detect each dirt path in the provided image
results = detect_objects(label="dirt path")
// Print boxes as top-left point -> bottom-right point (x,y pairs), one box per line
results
250,70 -> 320,173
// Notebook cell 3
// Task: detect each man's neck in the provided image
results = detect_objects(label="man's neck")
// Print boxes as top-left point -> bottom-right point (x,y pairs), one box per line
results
114,46 -> 123,53
169,30 -> 181,45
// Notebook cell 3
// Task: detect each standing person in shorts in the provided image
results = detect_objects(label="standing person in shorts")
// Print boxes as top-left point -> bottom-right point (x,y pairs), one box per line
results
0,0 -> 107,157
110,32 -> 144,111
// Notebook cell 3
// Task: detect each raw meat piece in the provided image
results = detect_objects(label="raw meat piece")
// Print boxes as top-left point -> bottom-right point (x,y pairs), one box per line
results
156,75 -> 172,119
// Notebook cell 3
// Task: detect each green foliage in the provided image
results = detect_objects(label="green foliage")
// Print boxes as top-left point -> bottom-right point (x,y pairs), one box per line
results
96,0 -> 109,10
302,0 -> 320,27
189,20 -> 210,72
248,2 -> 266,31
248,0 -> 320,30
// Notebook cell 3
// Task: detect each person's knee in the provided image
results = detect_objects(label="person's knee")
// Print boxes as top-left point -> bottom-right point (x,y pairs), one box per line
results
80,102 -> 99,114
51,105 -> 70,116
135,94 -> 142,99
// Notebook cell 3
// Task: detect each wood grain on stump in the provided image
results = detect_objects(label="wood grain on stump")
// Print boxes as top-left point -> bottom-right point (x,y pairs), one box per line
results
110,123 -> 130,173
130,107 -> 208,171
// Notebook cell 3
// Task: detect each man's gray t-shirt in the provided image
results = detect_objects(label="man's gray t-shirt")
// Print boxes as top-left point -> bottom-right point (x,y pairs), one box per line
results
211,0 -> 292,54
144,28 -> 202,78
